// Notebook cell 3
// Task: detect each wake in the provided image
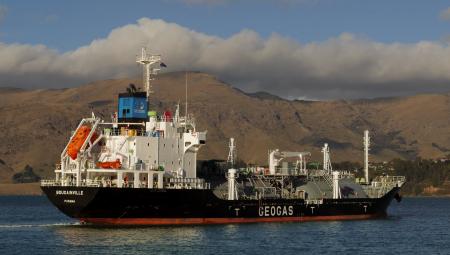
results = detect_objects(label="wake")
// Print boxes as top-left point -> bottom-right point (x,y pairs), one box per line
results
0,222 -> 80,228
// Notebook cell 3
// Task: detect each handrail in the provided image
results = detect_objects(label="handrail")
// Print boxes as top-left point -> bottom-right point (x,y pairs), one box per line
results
41,178 -> 211,189
372,175 -> 406,183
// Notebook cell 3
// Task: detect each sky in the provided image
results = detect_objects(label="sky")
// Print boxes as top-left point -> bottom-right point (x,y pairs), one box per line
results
1,0 -> 450,99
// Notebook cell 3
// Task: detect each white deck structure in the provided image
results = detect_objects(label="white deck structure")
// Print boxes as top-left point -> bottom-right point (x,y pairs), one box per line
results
43,48 -> 208,190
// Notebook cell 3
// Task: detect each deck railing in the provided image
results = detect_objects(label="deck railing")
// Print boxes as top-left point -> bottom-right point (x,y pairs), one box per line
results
41,178 -> 210,190
362,175 -> 406,198
41,179 -> 61,186
372,175 -> 406,185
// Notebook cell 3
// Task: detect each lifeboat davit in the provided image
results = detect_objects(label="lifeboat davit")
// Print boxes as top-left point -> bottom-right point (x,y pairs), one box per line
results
96,159 -> 122,169
67,126 -> 98,160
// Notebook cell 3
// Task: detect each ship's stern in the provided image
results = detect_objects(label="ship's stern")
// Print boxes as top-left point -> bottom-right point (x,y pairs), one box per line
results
41,185 -> 99,219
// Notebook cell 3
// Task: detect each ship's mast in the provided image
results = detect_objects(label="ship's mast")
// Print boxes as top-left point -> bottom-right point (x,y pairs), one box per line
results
185,71 -> 188,119
136,48 -> 162,112
363,130 -> 370,184
322,143 -> 332,174
227,138 -> 236,167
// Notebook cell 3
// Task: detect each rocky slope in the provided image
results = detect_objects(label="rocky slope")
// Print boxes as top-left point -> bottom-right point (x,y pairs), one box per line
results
0,72 -> 449,182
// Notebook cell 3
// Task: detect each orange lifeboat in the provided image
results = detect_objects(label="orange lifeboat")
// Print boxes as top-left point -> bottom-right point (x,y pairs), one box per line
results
67,126 -> 98,160
96,159 -> 122,169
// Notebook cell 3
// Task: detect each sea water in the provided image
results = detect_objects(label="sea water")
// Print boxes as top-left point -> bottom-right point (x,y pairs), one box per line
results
0,196 -> 449,255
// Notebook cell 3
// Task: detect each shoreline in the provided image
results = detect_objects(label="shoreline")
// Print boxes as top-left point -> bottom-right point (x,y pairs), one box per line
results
0,183 -> 42,196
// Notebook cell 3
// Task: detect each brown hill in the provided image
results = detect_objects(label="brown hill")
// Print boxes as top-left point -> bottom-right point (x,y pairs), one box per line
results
0,72 -> 449,182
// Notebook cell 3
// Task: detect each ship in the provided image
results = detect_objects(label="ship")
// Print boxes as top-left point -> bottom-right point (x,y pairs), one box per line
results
41,48 -> 405,225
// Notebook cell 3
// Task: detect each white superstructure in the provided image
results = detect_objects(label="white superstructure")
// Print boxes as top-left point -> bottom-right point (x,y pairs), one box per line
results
48,49 -> 208,190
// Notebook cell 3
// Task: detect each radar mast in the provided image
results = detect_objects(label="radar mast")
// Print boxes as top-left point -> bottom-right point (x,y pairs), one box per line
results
136,48 -> 163,105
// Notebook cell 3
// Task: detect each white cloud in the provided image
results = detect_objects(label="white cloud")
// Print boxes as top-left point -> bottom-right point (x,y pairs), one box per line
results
0,18 -> 450,99
440,7 -> 450,20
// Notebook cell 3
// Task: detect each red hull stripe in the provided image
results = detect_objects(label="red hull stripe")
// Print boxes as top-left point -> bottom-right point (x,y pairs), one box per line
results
80,214 -> 382,225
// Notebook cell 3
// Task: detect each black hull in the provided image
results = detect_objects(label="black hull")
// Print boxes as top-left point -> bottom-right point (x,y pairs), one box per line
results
41,186 -> 400,225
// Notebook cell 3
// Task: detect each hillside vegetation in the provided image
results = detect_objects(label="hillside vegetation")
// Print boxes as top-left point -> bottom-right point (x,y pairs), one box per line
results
0,72 -> 449,195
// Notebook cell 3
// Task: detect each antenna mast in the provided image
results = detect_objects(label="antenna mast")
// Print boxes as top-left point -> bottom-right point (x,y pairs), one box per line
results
185,71 -> 188,119
363,130 -> 370,184
136,47 -> 162,103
